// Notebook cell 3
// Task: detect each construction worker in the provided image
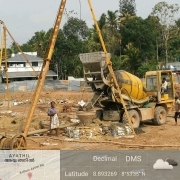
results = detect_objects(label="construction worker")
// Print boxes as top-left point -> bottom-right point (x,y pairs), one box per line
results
161,78 -> 168,94
174,96 -> 180,126
47,101 -> 59,135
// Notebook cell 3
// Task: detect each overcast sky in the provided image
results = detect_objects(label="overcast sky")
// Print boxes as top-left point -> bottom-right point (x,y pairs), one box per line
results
1,0 -> 180,47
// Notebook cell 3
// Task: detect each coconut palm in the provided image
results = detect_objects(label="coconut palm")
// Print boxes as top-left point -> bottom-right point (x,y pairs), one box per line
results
28,30 -> 46,57
120,12 -> 136,27
106,10 -> 119,35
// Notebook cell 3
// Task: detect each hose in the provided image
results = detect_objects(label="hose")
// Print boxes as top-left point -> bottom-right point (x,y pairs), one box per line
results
122,94 -> 149,105
120,87 -> 134,105
28,137 -> 180,148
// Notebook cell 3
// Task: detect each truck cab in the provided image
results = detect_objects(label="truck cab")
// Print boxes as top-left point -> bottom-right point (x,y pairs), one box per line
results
145,70 -> 175,101
145,70 -> 175,113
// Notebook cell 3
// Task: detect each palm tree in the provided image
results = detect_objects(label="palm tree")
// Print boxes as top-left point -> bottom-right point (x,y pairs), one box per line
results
119,12 -> 136,27
101,24 -> 121,55
10,42 -> 19,54
106,10 -> 119,35
28,30 -> 46,57
121,43 -> 140,74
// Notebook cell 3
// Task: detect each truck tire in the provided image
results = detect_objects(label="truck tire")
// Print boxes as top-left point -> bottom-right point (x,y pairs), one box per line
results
122,110 -> 140,128
153,106 -> 167,125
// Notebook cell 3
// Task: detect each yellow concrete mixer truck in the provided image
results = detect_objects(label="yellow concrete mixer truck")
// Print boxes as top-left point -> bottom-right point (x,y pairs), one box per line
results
79,52 -> 175,128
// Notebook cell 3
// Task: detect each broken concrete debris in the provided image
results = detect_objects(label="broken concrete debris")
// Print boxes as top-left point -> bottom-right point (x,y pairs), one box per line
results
40,142 -> 58,146
13,101 -> 23,106
0,100 -> 26,107
70,119 -> 80,123
65,123 -> 134,139
0,110 -> 18,117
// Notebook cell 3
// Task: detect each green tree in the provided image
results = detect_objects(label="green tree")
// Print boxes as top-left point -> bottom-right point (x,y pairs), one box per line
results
120,43 -> 141,75
111,55 -> 124,70
87,29 -> 102,52
119,0 -> 136,16
120,16 -> 159,60
106,10 -> 119,35
20,43 -> 33,52
10,42 -> 19,54
51,17 -> 90,79
119,12 -> 136,27
88,11 -> 121,55
98,13 -> 106,30
101,24 -> 121,55
63,17 -> 89,41
151,1 -> 180,63
137,62 -> 157,77
168,18 -> 180,61
28,30 -> 46,57
105,10 -> 121,55
88,13 -> 108,52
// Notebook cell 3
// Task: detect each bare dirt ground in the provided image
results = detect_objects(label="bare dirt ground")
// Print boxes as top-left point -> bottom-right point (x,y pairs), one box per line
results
0,90 -> 180,150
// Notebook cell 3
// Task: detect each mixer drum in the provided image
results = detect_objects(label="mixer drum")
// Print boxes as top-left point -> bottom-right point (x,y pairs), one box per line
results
114,70 -> 147,100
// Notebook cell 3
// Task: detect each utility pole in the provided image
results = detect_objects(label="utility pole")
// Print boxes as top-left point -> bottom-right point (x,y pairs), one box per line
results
156,38 -> 159,62
119,39 -> 122,60
56,62 -> 59,79
79,0 -> 81,20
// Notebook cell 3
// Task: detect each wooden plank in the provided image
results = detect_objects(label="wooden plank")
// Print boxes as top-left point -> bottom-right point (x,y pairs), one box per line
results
27,122 -> 79,136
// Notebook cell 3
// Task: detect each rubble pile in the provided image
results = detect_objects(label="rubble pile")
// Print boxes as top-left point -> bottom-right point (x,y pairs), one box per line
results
65,125 -> 102,139
64,120 -> 135,139
0,110 -> 18,117
0,99 -> 30,107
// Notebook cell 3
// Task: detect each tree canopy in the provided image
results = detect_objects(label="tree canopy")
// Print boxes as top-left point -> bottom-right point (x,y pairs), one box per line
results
8,1 -> 180,78
119,0 -> 136,16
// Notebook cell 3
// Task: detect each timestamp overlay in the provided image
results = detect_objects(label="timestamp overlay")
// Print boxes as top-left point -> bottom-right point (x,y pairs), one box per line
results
0,150 -> 180,179
60,150 -> 180,180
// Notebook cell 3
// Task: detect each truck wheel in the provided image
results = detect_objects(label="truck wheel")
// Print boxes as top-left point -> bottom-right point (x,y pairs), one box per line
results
153,106 -> 167,125
122,110 -> 140,128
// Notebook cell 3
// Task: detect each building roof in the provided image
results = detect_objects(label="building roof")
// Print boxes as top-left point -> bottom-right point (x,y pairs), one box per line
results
2,70 -> 57,78
4,54 -> 43,63
166,62 -> 180,71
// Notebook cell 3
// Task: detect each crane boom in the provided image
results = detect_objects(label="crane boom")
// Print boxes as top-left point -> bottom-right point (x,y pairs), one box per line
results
87,0 -> 135,136
0,20 -> 11,109
0,26 -> 2,69
23,0 -> 67,137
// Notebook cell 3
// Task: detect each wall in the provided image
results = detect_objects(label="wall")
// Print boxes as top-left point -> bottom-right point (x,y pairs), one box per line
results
0,79 -> 92,93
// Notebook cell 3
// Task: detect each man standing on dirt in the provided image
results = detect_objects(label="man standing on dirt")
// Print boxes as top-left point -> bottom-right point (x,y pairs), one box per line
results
174,96 -> 180,126
47,101 -> 59,135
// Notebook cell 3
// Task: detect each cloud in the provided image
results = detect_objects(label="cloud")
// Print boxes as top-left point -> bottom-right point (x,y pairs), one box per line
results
153,159 -> 173,170
165,158 -> 178,166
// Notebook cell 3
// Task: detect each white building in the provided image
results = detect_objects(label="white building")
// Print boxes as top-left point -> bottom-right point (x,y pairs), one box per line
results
1,52 -> 57,82
68,76 -> 93,81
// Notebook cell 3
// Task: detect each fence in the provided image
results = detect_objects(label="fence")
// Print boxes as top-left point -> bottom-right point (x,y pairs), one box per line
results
0,80 -> 92,93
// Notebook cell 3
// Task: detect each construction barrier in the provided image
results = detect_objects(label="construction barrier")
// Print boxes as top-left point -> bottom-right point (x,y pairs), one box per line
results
0,80 -> 92,93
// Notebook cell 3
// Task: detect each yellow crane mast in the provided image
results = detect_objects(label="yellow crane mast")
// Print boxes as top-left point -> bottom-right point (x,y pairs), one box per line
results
23,0 -> 67,138
0,20 -> 11,109
87,0 -> 135,136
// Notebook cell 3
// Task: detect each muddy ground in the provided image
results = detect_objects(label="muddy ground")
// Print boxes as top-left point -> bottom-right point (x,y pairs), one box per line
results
0,90 -> 180,150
